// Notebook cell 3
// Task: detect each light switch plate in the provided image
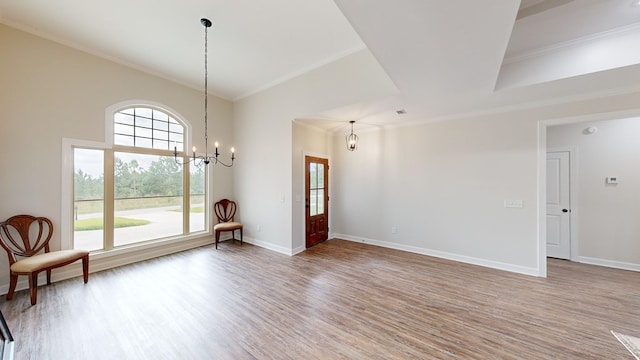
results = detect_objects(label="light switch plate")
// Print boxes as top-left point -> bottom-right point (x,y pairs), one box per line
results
504,200 -> 524,208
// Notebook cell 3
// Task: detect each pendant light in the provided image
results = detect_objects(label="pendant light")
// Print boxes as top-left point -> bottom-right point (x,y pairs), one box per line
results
345,120 -> 358,151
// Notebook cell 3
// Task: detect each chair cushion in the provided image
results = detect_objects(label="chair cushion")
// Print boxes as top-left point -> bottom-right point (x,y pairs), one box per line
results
214,222 -> 243,231
11,250 -> 89,273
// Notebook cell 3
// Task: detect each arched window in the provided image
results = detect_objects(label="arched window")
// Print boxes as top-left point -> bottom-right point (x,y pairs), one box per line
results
69,102 -> 206,252
113,107 -> 185,151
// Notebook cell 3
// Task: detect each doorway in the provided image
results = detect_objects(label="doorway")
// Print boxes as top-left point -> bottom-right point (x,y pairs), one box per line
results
305,156 -> 329,248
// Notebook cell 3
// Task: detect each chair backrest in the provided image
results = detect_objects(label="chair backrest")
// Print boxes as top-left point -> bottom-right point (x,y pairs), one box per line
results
0,215 -> 53,265
214,199 -> 237,223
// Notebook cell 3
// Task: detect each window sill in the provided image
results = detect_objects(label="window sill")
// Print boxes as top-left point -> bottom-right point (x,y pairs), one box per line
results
87,231 -> 214,270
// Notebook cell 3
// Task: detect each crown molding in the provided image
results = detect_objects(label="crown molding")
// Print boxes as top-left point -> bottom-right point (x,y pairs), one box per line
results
504,22 -> 640,65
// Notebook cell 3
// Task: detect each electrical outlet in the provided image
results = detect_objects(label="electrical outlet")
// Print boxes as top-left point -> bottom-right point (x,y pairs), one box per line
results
391,226 -> 398,234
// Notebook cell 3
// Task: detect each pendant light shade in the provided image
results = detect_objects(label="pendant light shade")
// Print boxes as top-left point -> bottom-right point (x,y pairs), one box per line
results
346,120 -> 358,151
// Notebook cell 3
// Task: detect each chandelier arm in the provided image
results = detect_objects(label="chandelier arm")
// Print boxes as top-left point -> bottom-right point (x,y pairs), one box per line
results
174,157 -> 191,165
174,154 -> 205,167
214,158 -> 234,168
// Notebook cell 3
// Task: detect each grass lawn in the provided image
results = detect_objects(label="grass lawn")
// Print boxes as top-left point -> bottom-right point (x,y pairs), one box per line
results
74,217 -> 150,231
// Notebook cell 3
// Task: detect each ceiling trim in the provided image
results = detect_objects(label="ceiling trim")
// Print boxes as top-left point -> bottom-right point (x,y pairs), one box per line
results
504,21 -> 640,65
233,44 -> 367,101
516,0 -> 574,20
377,82 -> 640,130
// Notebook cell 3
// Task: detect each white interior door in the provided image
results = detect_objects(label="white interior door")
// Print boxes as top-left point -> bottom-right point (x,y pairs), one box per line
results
546,151 -> 571,259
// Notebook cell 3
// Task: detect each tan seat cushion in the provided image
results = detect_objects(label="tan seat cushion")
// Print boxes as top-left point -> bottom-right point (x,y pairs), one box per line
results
214,222 -> 243,231
11,249 -> 89,273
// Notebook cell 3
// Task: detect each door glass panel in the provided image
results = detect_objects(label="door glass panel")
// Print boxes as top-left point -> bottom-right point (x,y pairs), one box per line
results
310,163 -> 317,188
310,189 -> 318,216
309,162 -> 325,216
317,164 -> 324,190
113,152 -> 183,246
317,189 -> 324,214
73,148 -> 104,251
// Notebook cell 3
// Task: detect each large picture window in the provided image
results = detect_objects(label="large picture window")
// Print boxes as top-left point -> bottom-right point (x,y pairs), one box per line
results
72,105 -> 206,252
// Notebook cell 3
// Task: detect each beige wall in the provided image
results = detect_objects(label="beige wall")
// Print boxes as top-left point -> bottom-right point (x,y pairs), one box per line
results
548,117 -> 640,269
330,114 -> 540,272
0,24 -> 234,288
327,93 -> 640,276
292,122 -> 333,252
233,49 -> 397,254
232,36 -> 640,275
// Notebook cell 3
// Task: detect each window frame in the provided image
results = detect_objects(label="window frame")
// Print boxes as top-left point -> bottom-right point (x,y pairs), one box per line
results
61,100 -> 210,255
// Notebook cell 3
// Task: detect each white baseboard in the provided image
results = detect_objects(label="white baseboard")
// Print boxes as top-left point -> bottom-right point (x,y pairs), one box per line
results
243,236 -> 299,256
577,256 -> 640,272
291,245 -> 306,255
332,233 -> 542,277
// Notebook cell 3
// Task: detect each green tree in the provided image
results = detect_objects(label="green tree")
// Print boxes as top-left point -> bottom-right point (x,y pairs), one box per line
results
190,165 -> 205,195
74,169 -> 103,200
115,157 -> 138,198
141,156 -> 183,196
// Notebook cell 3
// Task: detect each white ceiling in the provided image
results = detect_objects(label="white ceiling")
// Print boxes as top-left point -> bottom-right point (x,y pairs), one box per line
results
2,0 -> 640,132
0,0 -> 365,100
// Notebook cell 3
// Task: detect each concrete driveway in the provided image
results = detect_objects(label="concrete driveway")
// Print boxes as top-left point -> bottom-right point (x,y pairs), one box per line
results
74,206 -> 206,250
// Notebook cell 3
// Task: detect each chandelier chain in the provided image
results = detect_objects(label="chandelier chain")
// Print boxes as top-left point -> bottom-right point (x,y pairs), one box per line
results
173,18 -> 234,167
204,22 -> 209,160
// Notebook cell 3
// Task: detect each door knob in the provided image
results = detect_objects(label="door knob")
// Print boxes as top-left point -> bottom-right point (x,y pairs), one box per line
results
562,209 -> 569,213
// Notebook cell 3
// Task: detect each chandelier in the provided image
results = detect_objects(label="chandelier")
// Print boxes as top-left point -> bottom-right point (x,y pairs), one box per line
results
345,120 -> 358,151
174,18 -> 235,167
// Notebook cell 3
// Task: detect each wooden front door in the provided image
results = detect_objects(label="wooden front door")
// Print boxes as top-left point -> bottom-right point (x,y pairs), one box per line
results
305,156 -> 329,248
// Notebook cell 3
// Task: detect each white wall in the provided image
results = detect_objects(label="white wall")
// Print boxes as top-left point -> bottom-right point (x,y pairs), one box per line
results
291,122 -> 333,253
232,34 -> 640,275
233,49 -> 398,254
0,24 -> 234,287
548,117 -> 640,269
328,93 -> 640,276
331,115 -> 540,273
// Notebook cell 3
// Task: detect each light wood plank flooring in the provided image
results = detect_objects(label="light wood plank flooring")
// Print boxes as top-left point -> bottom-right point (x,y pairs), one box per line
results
1,239 -> 640,359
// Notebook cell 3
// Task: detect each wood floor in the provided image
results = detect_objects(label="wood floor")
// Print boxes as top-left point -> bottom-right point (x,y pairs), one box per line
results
1,239 -> 640,359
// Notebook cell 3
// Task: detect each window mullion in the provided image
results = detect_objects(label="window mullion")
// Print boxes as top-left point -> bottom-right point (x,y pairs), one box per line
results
104,149 -> 115,250
183,161 -> 190,234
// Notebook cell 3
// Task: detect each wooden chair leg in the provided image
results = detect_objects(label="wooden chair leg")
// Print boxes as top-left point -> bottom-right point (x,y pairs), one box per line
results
6,274 -> 17,300
240,228 -> 243,246
46,269 -> 52,285
232,230 -> 236,244
215,230 -> 219,249
29,272 -> 38,305
82,256 -> 89,283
